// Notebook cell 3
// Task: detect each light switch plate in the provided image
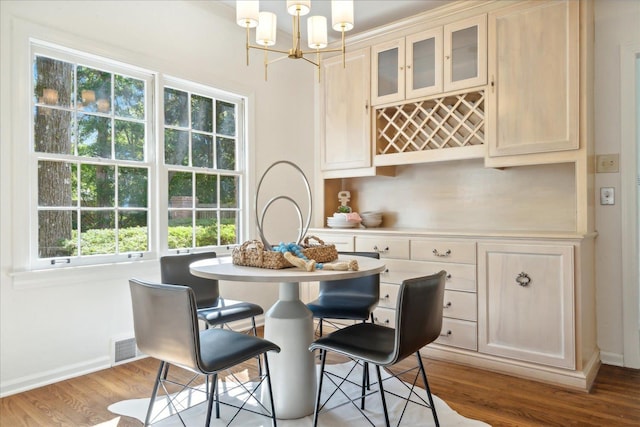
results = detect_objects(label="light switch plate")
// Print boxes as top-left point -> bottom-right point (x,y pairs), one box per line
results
600,187 -> 615,205
596,154 -> 620,173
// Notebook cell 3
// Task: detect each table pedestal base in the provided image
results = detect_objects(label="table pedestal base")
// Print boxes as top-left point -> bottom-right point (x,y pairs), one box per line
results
264,282 -> 317,419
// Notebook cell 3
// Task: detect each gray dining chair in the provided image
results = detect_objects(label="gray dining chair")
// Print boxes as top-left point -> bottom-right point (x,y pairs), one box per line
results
306,251 -> 381,337
160,252 -> 264,332
129,278 -> 280,426
309,270 -> 447,427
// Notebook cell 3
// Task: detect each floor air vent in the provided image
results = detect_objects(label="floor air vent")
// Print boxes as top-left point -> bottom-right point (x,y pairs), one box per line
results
112,337 -> 140,365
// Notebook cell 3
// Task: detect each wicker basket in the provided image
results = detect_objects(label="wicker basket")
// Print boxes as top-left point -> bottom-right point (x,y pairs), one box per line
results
232,236 -> 338,270
300,235 -> 338,263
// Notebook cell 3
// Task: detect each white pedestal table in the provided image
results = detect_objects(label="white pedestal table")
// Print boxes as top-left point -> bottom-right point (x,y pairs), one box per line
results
190,255 -> 386,419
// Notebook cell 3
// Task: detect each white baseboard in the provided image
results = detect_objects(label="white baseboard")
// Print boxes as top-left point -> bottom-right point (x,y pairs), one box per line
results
0,356 -> 110,398
599,351 -> 625,367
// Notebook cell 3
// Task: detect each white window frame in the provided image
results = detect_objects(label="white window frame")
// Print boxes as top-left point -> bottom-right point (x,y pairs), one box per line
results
158,75 -> 247,254
20,41 -> 248,272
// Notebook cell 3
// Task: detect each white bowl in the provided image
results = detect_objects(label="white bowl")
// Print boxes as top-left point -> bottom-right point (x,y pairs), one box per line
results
362,218 -> 382,228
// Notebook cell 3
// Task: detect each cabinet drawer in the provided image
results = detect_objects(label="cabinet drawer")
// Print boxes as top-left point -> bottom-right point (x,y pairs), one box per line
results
443,290 -> 477,321
378,283 -> 399,309
411,239 -> 476,264
380,260 -> 476,291
312,233 -> 354,252
373,307 -> 396,328
356,236 -> 410,259
435,318 -> 477,351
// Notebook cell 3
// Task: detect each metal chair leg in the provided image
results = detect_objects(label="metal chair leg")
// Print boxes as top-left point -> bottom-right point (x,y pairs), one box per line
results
375,365 -> 391,427
263,353 -> 277,427
145,361 -> 165,427
361,362 -> 367,410
417,352 -> 439,427
313,350 -> 327,427
205,372 -> 217,427
252,317 -> 263,376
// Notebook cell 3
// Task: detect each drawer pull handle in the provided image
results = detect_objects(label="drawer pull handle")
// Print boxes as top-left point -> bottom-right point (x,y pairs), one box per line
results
516,272 -> 532,287
374,317 -> 390,325
440,330 -> 452,337
443,302 -> 452,309
382,294 -> 390,300
373,245 -> 390,253
446,273 -> 452,280
433,249 -> 451,257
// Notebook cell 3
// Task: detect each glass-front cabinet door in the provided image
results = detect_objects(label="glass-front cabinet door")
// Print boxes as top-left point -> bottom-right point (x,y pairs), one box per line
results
372,39 -> 404,105
406,28 -> 443,99
444,14 -> 487,92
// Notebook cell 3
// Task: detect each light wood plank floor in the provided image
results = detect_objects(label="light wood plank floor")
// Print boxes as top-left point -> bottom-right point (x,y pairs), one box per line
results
1,334 -> 639,426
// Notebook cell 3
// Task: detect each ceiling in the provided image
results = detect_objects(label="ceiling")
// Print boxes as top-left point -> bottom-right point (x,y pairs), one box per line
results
219,0 -> 451,42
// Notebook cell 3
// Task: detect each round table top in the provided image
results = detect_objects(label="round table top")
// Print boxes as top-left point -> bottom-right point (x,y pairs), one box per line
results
190,255 -> 386,283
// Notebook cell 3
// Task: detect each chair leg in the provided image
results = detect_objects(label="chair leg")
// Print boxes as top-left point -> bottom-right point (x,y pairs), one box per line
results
319,318 -> 323,336
263,353 -> 277,427
214,373 -> 220,419
252,317 -> 263,376
313,350 -> 327,427
416,352 -> 439,427
361,362 -> 367,410
145,361 -> 165,427
205,372 -> 217,427
375,365 -> 390,427
161,363 -> 170,380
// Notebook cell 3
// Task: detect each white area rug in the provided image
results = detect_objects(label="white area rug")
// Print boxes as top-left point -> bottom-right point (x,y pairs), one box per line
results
109,362 -> 489,426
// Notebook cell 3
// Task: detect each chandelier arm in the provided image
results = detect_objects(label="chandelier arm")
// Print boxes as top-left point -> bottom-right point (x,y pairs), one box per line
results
247,44 -> 290,56
300,56 -> 320,67
300,47 -> 343,56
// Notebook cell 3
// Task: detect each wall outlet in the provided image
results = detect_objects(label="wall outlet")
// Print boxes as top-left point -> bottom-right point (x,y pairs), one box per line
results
596,154 -> 620,173
600,187 -> 615,205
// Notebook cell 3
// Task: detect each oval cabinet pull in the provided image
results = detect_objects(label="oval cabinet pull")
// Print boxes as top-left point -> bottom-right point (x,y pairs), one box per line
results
516,272 -> 532,287
440,330 -> 452,337
444,301 -> 452,309
373,245 -> 390,253
433,248 -> 451,257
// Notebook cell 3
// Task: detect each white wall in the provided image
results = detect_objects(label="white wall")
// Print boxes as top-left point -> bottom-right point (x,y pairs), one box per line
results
0,0 -> 315,396
594,0 -> 640,366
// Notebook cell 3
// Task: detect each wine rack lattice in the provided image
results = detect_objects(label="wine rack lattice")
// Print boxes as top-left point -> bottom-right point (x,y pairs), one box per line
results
375,91 -> 485,156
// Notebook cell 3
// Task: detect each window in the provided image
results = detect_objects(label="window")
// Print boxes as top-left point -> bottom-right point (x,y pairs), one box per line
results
30,43 -> 246,269
162,83 -> 244,250
32,49 -> 152,267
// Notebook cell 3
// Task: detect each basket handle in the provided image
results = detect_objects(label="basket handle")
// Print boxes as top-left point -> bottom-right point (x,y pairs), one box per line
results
238,239 -> 265,263
303,235 -> 325,247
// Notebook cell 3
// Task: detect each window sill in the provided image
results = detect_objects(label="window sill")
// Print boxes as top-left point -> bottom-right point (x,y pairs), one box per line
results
10,259 -> 159,290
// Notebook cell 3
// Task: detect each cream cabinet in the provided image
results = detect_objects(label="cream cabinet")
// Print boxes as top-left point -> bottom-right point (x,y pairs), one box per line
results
371,28 -> 443,105
371,15 -> 486,106
487,0 -> 579,159
443,14 -> 488,92
477,242 -> 576,369
320,48 -> 371,172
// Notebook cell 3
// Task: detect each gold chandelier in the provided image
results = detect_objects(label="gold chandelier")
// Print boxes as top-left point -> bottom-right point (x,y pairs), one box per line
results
236,0 -> 354,81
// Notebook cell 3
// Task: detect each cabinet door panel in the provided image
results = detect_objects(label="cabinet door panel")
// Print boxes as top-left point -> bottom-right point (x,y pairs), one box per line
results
321,48 -> 371,171
406,28 -> 443,98
372,39 -> 405,105
478,242 -> 575,369
488,1 -> 578,157
444,14 -> 487,91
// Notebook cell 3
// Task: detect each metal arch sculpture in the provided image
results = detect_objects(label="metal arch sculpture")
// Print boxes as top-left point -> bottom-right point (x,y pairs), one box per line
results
255,160 -> 312,250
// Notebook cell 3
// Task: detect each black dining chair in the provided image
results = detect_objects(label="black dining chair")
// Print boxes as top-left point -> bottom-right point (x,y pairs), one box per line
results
309,270 -> 447,427
306,251 -> 380,337
129,278 -> 280,426
160,252 -> 264,333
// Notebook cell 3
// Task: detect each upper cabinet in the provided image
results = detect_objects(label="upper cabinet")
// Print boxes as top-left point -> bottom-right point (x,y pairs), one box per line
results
371,15 -> 486,106
443,14 -> 488,93
320,48 -> 372,172
487,0 -> 579,158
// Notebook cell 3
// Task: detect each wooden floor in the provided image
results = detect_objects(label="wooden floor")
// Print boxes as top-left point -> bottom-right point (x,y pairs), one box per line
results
1,336 -> 639,426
